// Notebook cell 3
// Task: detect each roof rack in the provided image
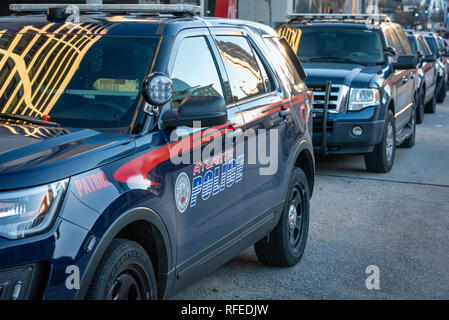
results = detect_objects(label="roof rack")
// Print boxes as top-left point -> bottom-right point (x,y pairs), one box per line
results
287,13 -> 391,24
9,3 -> 201,15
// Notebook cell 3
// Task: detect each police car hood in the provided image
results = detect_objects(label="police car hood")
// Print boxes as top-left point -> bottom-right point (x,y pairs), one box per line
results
303,62 -> 381,87
0,123 -> 135,190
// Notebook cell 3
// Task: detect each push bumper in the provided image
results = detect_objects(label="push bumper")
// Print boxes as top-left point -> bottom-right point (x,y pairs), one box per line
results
312,106 -> 386,154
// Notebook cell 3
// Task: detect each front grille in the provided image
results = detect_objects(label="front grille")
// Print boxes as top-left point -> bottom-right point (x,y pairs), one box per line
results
313,116 -> 333,133
308,84 -> 349,113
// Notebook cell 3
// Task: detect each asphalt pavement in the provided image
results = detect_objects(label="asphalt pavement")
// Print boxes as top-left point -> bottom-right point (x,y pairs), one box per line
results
174,99 -> 449,300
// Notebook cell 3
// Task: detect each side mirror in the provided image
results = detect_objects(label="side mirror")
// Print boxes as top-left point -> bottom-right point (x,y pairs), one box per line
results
384,46 -> 397,57
393,54 -> 418,70
161,96 -> 228,128
417,50 -> 423,59
423,54 -> 437,62
443,49 -> 449,58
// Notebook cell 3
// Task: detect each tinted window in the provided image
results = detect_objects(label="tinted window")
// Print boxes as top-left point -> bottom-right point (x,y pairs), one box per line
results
385,27 -> 403,60
215,35 -> 267,102
425,36 -> 439,56
407,35 -> 417,54
0,33 -> 158,129
395,27 -> 413,55
171,37 -> 224,109
418,36 -> 431,56
296,26 -> 385,65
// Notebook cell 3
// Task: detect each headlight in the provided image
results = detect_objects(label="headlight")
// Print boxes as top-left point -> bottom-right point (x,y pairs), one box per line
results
348,88 -> 380,111
0,179 -> 68,239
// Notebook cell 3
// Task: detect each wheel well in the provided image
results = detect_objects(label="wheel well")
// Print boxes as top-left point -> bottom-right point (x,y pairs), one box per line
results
116,220 -> 169,299
295,150 -> 315,197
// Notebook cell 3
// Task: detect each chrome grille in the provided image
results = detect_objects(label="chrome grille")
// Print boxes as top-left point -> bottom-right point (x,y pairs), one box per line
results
308,84 -> 349,113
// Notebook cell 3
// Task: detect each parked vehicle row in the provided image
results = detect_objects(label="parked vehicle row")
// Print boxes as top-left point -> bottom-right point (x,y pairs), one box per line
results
278,14 -> 446,173
0,4 -> 314,300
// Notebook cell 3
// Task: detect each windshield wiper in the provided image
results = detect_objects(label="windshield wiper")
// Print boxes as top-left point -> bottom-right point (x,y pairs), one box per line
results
302,57 -> 371,65
0,113 -> 60,127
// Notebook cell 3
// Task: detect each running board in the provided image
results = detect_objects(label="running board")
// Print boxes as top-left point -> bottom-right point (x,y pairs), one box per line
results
396,125 -> 412,145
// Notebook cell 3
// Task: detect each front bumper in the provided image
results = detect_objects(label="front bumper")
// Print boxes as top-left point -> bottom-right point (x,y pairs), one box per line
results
312,106 -> 386,154
0,217 -> 91,300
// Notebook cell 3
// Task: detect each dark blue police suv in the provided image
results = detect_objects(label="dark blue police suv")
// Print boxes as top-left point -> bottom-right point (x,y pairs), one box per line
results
0,4 -> 314,299
279,14 -> 418,173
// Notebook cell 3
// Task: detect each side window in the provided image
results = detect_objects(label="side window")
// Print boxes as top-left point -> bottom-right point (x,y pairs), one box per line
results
215,35 -> 267,102
418,37 -> 431,56
263,37 -> 303,87
385,28 -> 402,61
171,36 -> 224,109
395,28 -> 413,55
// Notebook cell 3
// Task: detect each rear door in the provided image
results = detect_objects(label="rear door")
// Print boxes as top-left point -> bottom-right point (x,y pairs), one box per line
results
211,29 -> 306,223
164,30 -> 246,269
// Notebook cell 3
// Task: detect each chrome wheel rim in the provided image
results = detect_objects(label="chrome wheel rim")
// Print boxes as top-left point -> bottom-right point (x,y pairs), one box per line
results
386,122 -> 394,162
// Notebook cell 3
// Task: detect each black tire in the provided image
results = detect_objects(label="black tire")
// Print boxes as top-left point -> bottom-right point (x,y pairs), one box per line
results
425,90 -> 437,114
86,238 -> 157,300
437,79 -> 446,103
416,90 -> 424,124
364,110 -> 396,173
254,167 -> 310,267
400,105 -> 416,148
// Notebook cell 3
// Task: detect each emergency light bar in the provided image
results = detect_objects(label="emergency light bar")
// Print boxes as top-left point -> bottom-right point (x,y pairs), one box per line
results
9,3 -> 201,15
287,13 -> 391,24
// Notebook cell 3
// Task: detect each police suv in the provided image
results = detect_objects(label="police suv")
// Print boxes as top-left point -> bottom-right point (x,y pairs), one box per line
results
0,4 -> 315,299
279,14 -> 418,173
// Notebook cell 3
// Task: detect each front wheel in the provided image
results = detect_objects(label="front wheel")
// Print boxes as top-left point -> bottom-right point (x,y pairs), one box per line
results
437,79 -> 446,103
254,168 -> 310,267
425,90 -> 437,114
364,110 -> 396,173
87,239 -> 158,300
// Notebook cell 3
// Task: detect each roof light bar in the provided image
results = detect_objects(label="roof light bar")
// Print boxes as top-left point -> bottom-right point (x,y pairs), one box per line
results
9,3 -> 201,15
287,13 -> 390,23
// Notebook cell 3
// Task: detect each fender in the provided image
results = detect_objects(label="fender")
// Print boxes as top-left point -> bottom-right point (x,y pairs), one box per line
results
75,207 -> 173,300
284,139 -> 315,202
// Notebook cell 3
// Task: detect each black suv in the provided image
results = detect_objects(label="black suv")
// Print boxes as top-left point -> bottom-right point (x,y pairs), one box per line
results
279,14 -> 418,173
406,30 -> 438,121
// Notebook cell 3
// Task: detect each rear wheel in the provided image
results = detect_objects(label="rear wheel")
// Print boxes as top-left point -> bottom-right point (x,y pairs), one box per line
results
364,110 -> 396,173
437,79 -> 446,103
425,90 -> 437,114
416,90 -> 424,124
254,168 -> 310,267
87,238 -> 157,300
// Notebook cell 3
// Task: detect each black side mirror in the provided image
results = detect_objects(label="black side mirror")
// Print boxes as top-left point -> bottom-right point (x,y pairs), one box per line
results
393,55 -> 418,70
443,49 -> 449,58
417,50 -> 423,59
161,96 -> 228,128
384,46 -> 397,57
423,54 -> 437,62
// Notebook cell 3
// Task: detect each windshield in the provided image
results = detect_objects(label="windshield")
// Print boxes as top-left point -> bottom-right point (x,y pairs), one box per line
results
425,36 -> 438,56
296,26 -> 385,66
0,32 -> 158,129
